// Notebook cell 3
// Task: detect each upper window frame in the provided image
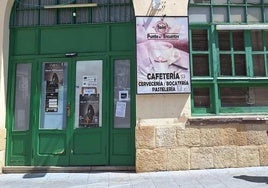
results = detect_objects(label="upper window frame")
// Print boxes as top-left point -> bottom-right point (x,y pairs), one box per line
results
10,0 -> 135,27
189,0 -> 268,116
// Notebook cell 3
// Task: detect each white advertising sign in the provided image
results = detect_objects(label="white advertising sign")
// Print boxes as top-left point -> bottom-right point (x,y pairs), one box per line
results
136,16 -> 191,94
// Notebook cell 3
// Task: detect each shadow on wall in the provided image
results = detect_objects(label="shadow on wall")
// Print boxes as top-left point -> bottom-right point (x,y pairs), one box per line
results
234,175 -> 268,184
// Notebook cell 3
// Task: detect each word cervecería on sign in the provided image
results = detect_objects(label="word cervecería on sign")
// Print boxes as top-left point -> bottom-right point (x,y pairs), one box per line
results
138,72 -> 189,92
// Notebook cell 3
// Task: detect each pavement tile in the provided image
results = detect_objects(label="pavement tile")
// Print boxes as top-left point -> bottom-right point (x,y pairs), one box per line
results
0,167 -> 267,188
132,180 -> 155,188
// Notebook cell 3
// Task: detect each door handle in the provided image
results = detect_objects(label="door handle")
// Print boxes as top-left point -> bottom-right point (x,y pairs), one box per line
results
66,103 -> 71,117
52,149 -> 65,155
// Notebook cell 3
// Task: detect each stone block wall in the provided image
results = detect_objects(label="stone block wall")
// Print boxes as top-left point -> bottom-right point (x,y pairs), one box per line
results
135,118 -> 268,172
0,128 -> 6,173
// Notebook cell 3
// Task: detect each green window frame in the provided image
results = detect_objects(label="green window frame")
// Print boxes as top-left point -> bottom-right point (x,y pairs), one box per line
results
11,0 -> 134,27
190,0 -> 268,115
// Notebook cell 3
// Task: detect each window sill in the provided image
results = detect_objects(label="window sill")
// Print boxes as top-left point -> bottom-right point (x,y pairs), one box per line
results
189,115 -> 268,126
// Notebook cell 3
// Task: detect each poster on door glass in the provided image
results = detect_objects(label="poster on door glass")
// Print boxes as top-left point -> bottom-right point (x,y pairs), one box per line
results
44,63 -> 64,112
79,94 -> 99,128
136,16 -> 191,94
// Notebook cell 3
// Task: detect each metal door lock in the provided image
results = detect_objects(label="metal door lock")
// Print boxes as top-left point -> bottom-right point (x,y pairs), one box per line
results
66,103 -> 71,117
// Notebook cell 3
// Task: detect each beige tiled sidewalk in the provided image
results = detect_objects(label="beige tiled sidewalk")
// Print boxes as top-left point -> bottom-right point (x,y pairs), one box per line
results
0,166 -> 267,188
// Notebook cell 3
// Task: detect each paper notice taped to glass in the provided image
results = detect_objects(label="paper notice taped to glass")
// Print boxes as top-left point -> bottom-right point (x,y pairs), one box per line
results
115,101 -> 126,118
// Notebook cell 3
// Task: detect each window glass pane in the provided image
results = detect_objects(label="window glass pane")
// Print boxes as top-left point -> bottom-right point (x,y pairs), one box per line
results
40,0 -> 57,25
76,8 -> 89,24
58,0 -> 71,17
212,0 -> 227,4
220,87 -> 248,107
253,55 -> 265,76
247,0 -> 261,4
233,31 -> 244,51
220,87 -> 268,107
191,0 -> 210,3
111,0 -> 129,3
234,54 -> 246,76
213,7 -> 228,23
189,7 -> 210,23
40,0 -> 56,4
265,31 -> 268,47
193,88 -> 210,108
248,8 -> 262,22
265,8 -> 268,22
14,10 -> 39,26
192,30 -> 208,51
230,0 -> 244,4
14,64 -> 32,131
12,0 -> 134,26
220,54 -> 232,75
218,31 -> 230,50
76,0 -> 92,23
92,7 -> 108,23
253,87 -> 268,106
92,0 -> 108,3
40,10 -> 57,25
192,54 -> 209,76
40,63 -> 67,130
251,31 -> 263,51
75,60 -> 103,128
114,60 -> 131,129
59,9 -> 73,24
230,7 -> 245,23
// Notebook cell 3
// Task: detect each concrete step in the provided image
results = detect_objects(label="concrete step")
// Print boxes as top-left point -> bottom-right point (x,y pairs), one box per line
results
2,166 -> 135,173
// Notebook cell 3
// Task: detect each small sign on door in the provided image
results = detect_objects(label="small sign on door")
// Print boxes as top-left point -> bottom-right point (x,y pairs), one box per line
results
119,90 -> 129,101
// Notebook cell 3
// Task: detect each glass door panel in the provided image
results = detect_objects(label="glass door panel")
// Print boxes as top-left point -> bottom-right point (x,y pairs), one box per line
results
75,60 -> 103,128
40,62 -> 68,130
14,64 -> 32,131
114,60 -> 131,129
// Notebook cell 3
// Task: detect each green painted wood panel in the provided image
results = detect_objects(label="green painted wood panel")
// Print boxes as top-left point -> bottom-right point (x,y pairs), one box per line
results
13,29 -> 38,55
110,24 -> 135,51
40,26 -> 107,54
38,133 -> 66,155
8,133 -> 31,165
73,131 -> 102,154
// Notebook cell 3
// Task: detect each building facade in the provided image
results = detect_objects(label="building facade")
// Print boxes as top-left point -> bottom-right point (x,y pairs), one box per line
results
0,0 -> 268,173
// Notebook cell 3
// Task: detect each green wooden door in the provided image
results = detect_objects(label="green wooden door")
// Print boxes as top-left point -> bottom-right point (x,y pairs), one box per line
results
5,62 -> 34,166
69,59 -> 108,165
33,60 -> 71,166
33,58 -> 109,166
6,57 -> 135,166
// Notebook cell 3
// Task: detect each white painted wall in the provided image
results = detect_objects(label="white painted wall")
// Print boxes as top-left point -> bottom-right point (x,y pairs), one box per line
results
133,0 -> 191,125
0,0 -> 14,171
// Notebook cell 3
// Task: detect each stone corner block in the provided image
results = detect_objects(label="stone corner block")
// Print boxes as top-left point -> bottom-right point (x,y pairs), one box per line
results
136,148 -> 167,172
155,126 -> 177,148
200,128 -> 222,147
237,146 -> 260,167
0,151 -> 5,174
177,127 -> 200,147
167,147 -> 190,171
190,147 -> 214,170
213,146 -> 237,168
135,125 -> 155,149
259,145 -> 268,166
246,130 -> 268,145
0,129 -> 6,151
